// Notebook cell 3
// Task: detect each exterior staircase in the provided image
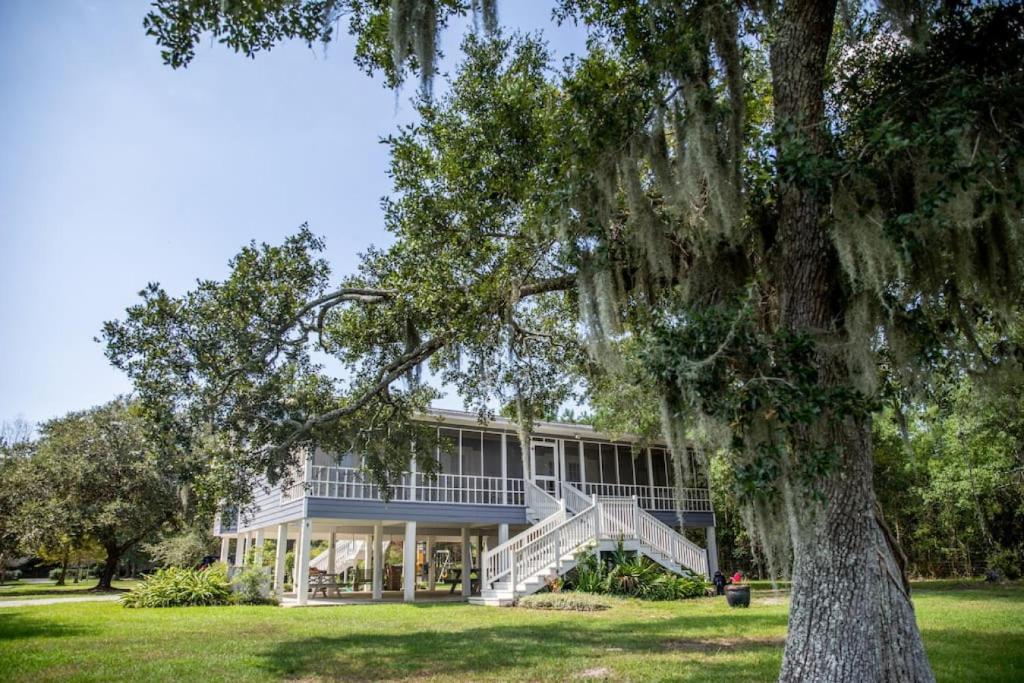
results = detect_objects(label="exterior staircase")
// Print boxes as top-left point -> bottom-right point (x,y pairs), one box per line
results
472,482 -> 709,606
309,538 -> 390,573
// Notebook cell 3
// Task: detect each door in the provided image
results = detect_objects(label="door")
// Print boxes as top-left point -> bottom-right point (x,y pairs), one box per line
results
531,439 -> 559,496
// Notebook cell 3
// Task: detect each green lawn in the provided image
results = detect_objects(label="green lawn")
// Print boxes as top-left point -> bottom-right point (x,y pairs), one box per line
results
0,579 -> 138,601
0,582 -> 1021,681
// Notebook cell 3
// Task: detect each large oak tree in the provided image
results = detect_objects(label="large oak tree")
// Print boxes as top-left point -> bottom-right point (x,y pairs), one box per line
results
107,1 -> 1023,680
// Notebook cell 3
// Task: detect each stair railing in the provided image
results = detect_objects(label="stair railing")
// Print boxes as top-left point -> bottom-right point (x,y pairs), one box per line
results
597,497 -> 636,538
524,480 -> 561,520
561,482 -> 592,516
508,500 -> 598,599
482,505 -> 566,588
634,506 -> 709,576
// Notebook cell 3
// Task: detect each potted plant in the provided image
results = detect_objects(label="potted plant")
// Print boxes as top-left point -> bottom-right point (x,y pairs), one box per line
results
725,572 -> 750,607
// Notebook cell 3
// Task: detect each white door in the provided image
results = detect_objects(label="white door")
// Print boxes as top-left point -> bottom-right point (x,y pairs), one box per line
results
531,439 -> 559,496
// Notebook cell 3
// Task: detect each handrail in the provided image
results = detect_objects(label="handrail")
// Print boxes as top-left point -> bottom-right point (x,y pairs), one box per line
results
483,493 -> 710,599
507,501 -> 598,596
635,506 -> 709,576
482,507 -> 567,586
524,480 -> 561,519
561,482 -> 592,515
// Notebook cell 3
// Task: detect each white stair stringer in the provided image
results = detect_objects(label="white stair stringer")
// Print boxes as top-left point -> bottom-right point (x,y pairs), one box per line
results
473,485 -> 709,606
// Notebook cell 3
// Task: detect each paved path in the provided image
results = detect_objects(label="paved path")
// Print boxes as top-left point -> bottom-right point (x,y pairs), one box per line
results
0,594 -> 122,608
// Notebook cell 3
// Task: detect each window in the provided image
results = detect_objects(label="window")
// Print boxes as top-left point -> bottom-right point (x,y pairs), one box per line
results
461,429 -> 483,476
583,442 -> 601,483
506,436 -> 524,478
617,445 -> 635,485
438,428 -> 460,474
483,433 -> 502,477
651,448 -> 668,487
564,441 -> 581,482
338,451 -> 359,469
686,447 -> 707,487
635,448 -> 650,487
533,442 -> 556,477
600,443 -> 618,484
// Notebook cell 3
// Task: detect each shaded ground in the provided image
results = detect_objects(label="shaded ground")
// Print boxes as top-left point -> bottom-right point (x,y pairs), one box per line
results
0,580 -> 137,602
0,581 -> 1020,681
0,594 -> 123,608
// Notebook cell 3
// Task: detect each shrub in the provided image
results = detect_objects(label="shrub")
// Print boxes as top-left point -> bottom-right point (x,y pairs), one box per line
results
231,565 -> 277,605
986,547 -> 1022,581
566,547 -> 709,601
605,556 -> 661,598
48,567 -> 66,581
121,564 -> 232,608
649,573 -> 710,600
518,592 -> 612,611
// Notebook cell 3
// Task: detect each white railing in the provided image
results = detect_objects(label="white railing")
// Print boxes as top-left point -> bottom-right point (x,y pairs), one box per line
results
509,503 -> 598,592
597,498 -> 636,538
649,486 -> 714,512
482,507 -> 568,586
524,480 -> 562,519
579,482 -> 713,512
561,482 -> 592,515
635,507 -> 709,576
484,493 -> 710,599
307,466 -> 525,506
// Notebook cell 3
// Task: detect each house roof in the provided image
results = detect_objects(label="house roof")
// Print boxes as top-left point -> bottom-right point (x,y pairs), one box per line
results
418,407 -> 667,447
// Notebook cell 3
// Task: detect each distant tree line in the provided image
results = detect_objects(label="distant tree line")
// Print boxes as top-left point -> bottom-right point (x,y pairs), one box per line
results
0,401 -> 216,589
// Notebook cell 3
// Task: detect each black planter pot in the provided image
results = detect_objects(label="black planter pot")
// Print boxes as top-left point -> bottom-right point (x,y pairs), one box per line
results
725,585 -> 751,608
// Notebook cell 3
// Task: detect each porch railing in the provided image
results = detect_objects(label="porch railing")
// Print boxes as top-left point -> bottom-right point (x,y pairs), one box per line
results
578,482 -> 713,512
307,466 -> 525,506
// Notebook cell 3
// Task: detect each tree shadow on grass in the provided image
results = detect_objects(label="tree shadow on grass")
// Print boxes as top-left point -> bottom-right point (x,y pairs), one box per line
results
255,611 -> 788,681
0,585 -> 111,599
0,610 -> 96,641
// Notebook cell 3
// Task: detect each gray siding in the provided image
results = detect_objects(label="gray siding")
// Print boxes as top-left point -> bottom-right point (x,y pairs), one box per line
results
651,510 -> 716,528
305,497 -> 528,525
235,481 -> 306,533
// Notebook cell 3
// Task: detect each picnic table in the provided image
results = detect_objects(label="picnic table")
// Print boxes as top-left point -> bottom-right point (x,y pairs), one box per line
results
308,572 -> 345,598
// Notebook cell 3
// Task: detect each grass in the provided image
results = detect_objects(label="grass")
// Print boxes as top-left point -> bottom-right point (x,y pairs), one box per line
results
0,581 -> 1020,681
0,579 -> 138,601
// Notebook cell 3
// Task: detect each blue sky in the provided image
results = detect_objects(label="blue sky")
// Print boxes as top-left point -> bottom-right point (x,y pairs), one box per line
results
0,1 -> 586,427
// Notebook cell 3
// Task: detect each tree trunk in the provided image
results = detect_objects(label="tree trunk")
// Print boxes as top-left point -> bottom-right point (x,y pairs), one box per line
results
770,0 -> 934,680
55,547 -> 70,586
96,544 -> 121,591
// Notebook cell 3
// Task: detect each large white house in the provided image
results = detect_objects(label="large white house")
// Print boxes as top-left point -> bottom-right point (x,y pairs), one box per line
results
214,408 -> 717,606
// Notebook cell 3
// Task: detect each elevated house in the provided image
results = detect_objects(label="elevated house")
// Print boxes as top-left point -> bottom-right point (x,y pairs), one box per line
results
215,409 -> 717,605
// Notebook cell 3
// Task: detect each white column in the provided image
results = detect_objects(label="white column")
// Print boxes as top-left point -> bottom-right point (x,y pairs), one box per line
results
498,523 -> 509,546
501,434 -> 508,505
426,537 -> 436,591
646,447 -> 656,505
410,456 -> 418,502
254,528 -> 266,566
274,523 -> 289,594
705,526 -> 719,576
403,521 -> 417,602
363,534 -> 371,585
372,522 -> 384,600
233,535 -> 245,567
219,537 -> 230,564
296,518 -> 312,605
461,527 -> 472,598
327,530 -> 337,576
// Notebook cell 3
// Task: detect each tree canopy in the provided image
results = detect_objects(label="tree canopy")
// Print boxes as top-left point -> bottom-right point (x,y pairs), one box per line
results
9,400 -> 189,589
106,1 -> 1023,679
